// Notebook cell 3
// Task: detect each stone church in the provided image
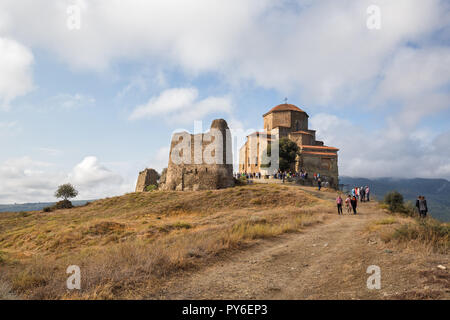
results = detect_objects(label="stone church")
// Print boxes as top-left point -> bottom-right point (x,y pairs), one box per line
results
239,103 -> 339,187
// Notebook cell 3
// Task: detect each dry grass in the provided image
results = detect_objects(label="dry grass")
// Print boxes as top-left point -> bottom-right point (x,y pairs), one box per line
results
366,217 -> 398,232
0,184 -> 326,299
366,214 -> 450,254
387,218 -> 449,253
0,281 -> 17,300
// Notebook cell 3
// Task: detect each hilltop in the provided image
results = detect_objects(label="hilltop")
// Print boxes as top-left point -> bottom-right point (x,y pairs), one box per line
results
0,184 -> 448,299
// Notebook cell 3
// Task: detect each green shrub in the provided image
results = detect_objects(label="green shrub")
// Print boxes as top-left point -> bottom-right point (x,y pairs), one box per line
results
145,185 -> 158,192
392,219 -> 449,252
234,176 -> 247,186
53,200 -> 73,210
402,201 -> 418,217
172,222 -> 192,229
384,191 -> 405,213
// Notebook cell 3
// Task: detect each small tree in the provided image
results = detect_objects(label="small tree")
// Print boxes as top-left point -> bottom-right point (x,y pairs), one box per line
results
261,137 -> 300,171
55,183 -> 78,201
384,191 -> 404,213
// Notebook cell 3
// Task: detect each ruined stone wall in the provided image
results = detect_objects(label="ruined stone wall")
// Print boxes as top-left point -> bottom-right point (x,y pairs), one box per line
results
135,168 -> 160,192
161,119 -> 234,191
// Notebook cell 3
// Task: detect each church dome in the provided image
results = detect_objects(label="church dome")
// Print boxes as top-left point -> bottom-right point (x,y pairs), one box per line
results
263,103 -> 307,116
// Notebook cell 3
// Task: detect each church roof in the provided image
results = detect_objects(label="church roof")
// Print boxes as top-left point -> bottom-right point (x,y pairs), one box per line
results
263,103 -> 308,117
301,145 -> 339,151
302,151 -> 337,157
292,130 -> 314,135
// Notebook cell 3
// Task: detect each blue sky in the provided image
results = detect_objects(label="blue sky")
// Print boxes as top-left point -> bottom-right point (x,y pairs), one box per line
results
0,0 -> 449,203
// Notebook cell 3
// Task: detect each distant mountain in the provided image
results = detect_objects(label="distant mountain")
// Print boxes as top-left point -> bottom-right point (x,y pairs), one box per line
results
0,200 -> 92,213
340,177 -> 450,222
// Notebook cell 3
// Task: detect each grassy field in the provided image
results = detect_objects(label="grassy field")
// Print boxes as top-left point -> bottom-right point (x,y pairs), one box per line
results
0,184 -> 328,299
2,183 -> 447,300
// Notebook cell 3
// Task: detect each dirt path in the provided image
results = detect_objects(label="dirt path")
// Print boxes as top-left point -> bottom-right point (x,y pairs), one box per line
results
154,189 -> 449,299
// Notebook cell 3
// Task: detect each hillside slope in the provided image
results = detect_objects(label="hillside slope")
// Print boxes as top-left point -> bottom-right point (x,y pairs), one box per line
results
158,189 -> 449,299
0,184 -> 448,300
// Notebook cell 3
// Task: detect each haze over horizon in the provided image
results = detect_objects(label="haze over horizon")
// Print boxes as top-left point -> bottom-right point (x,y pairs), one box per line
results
1,0 -> 449,203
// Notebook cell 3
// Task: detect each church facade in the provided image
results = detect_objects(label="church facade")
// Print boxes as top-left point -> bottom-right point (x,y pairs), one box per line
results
239,103 -> 339,187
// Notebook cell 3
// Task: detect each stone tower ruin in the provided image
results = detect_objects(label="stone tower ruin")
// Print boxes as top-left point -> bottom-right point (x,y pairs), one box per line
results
135,168 -> 160,192
160,119 -> 235,191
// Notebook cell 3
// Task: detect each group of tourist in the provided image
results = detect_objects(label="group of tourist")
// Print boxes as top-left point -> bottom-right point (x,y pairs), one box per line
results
235,172 -> 263,180
235,169 -> 332,187
272,170 -> 309,182
335,186 -> 370,215
351,186 -> 370,202
336,188 -> 429,218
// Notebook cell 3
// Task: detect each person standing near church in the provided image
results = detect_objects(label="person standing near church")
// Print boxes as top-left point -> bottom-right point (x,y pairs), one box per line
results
317,177 -> 322,191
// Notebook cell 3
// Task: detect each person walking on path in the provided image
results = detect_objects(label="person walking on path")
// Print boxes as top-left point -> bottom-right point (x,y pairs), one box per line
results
336,195 -> 343,215
365,186 -> 370,201
317,178 -> 322,191
345,195 -> 352,213
350,195 -> 358,215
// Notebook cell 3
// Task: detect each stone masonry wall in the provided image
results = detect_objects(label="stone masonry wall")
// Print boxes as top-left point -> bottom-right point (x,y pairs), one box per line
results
135,168 -> 160,192
161,119 -> 235,191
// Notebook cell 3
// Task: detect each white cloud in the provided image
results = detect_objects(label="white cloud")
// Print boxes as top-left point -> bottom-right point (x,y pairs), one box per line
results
0,0 -> 449,184
0,37 -> 34,109
129,87 -> 233,124
0,156 -> 131,203
310,113 -> 450,180
1,1 -> 448,110
69,156 -> 122,186
0,157 -> 63,203
1,1 -> 447,113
